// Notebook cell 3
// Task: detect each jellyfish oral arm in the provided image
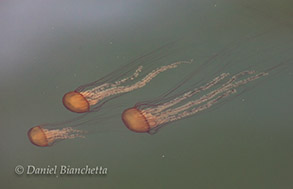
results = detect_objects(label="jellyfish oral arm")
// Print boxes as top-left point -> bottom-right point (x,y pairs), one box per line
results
113,66 -> 143,85
136,70 -> 268,129
167,89 -> 237,123
80,60 -> 192,106
149,73 -> 231,114
82,66 -> 143,97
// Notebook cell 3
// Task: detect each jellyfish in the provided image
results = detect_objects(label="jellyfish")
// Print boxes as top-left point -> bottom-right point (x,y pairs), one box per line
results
27,111 -> 117,147
62,43 -> 192,113
63,61 -> 191,113
122,69 -> 269,133
28,126 -> 85,147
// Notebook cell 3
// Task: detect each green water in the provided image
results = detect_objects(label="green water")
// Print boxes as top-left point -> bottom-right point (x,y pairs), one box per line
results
1,0 -> 293,188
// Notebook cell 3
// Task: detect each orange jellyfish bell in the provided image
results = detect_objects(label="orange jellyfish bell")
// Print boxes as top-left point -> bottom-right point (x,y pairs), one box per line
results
27,126 -> 51,147
121,108 -> 151,133
62,91 -> 90,113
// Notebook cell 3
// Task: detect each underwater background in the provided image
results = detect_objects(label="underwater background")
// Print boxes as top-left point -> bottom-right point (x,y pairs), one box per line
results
1,0 -> 293,188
